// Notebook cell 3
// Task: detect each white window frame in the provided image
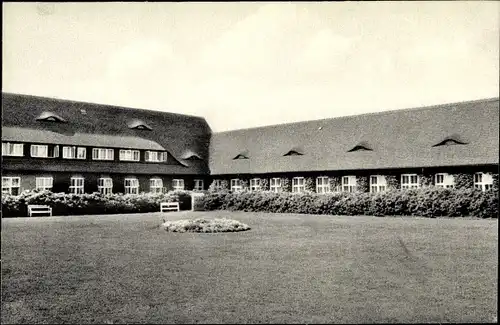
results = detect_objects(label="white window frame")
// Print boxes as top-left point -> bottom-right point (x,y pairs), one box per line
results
92,148 -> 114,161
316,176 -> 330,194
342,176 -> 357,192
270,178 -> 282,193
401,174 -> 420,189
36,177 -> 53,191
69,177 -> 84,194
292,177 -> 305,193
370,175 -> 387,193
150,178 -> 163,193
30,144 -> 49,158
98,177 -> 113,194
63,146 -> 86,159
250,178 -> 261,191
145,151 -> 166,162
2,177 -> 21,195
194,179 -> 204,191
172,179 -> 185,191
63,146 -> 76,159
124,178 -> 139,194
119,149 -> 140,162
2,142 -> 24,157
435,173 -> 455,189
231,179 -> 242,192
474,172 -> 493,192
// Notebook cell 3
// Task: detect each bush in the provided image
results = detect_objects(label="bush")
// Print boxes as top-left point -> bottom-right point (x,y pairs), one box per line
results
194,188 -> 498,218
1,190 -> 193,217
162,218 -> 250,233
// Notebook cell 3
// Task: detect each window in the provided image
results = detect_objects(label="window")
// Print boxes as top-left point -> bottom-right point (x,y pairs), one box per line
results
128,119 -> 152,131
92,148 -> 114,161
435,173 -> 455,188
433,136 -> 467,147
119,149 -> 140,162
145,151 -> 166,162
36,177 -> 53,191
63,146 -> 76,159
231,179 -> 242,192
370,175 -> 387,192
31,145 -> 49,158
150,178 -> 163,193
342,176 -> 357,192
98,178 -> 113,194
124,178 -> 139,194
401,174 -> 419,189
474,172 -> 493,192
348,145 -> 373,152
2,142 -> 24,156
194,179 -> 204,191
2,177 -> 21,195
173,179 -> 185,191
35,112 -> 66,122
284,150 -> 303,156
63,146 -> 87,159
292,177 -> 305,193
250,178 -> 261,191
270,178 -> 282,193
316,176 -> 330,194
69,177 -> 84,194
77,147 -> 86,159
212,179 -> 222,190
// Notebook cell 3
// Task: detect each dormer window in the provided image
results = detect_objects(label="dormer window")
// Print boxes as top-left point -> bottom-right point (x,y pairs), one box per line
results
233,154 -> 249,160
36,112 -> 66,123
348,142 -> 373,152
181,150 -> 203,161
283,147 -> 304,156
233,150 -> 249,160
128,119 -> 152,131
433,135 -> 467,147
185,155 -> 203,161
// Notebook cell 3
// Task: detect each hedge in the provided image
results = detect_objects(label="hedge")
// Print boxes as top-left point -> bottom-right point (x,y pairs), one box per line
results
193,187 -> 498,218
1,190 -> 194,218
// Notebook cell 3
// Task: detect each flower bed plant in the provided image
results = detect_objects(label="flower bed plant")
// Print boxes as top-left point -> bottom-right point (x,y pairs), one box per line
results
161,218 -> 250,233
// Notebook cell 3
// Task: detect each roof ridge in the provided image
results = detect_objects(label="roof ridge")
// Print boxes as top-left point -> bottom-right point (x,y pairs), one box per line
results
1,92 -> 207,121
213,97 -> 499,134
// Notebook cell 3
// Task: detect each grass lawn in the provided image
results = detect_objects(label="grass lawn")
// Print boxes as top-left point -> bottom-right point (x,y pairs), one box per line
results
1,212 -> 498,324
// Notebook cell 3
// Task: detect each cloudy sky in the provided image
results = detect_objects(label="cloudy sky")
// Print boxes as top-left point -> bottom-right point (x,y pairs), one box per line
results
3,2 -> 499,132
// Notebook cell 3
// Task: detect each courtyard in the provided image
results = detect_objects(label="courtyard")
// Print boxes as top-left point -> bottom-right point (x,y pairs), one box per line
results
1,211 -> 498,323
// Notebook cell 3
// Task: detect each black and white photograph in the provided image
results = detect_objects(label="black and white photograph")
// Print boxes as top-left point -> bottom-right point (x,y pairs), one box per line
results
1,2 -> 498,324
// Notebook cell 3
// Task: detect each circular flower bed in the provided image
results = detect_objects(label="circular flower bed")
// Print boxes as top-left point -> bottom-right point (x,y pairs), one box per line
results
162,218 -> 250,233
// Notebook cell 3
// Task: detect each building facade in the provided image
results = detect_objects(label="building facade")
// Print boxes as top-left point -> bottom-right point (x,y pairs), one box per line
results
1,93 -> 211,195
2,93 -> 499,195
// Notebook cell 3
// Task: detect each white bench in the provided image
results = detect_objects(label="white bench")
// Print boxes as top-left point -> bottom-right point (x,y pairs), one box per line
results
160,202 -> 180,212
27,205 -> 52,217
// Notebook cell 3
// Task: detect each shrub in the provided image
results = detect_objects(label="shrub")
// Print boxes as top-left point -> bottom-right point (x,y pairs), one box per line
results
1,190 -> 193,217
194,187 -> 498,218
454,173 -> 474,189
162,218 -> 250,233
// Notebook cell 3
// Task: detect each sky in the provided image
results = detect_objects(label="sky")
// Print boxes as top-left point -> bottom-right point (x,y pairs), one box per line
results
2,2 -> 499,132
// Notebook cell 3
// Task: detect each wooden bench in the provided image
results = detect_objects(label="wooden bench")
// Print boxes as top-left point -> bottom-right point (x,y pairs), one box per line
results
27,205 -> 52,217
160,202 -> 180,212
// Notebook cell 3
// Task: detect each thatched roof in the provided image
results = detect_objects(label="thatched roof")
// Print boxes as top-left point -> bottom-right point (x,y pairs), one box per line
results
209,98 -> 499,175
